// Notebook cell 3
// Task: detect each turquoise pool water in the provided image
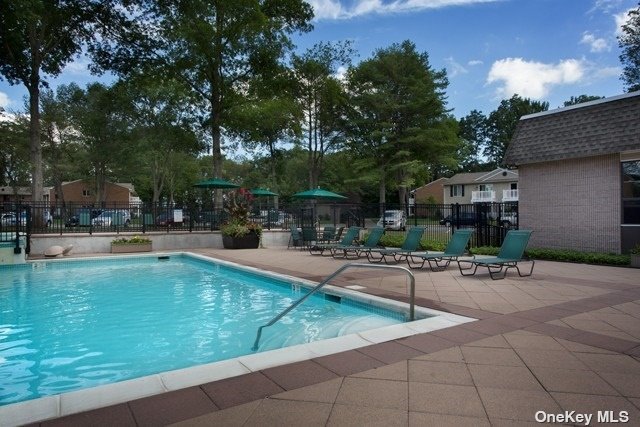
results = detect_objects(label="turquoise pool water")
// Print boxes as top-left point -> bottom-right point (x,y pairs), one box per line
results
0,254 -> 406,405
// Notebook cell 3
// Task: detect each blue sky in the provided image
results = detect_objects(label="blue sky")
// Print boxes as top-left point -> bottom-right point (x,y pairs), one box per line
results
0,0 -> 637,118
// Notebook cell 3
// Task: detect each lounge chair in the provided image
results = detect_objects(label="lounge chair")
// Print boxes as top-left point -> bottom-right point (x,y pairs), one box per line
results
406,229 -> 473,271
457,230 -> 535,280
309,226 -> 361,256
319,226 -> 336,243
364,227 -> 425,264
332,226 -> 385,259
301,226 -> 318,249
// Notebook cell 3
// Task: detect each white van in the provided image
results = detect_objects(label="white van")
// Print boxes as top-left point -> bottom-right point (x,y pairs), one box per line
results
377,210 -> 407,231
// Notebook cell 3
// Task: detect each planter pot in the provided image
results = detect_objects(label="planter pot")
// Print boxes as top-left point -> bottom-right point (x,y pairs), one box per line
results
222,232 -> 260,249
111,243 -> 152,253
631,254 -> 640,268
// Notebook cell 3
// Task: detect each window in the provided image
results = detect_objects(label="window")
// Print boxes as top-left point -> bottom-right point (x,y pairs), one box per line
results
478,184 -> 493,191
510,183 -> 518,190
82,189 -> 91,197
450,184 -> 464,197
622,160 -> 640,224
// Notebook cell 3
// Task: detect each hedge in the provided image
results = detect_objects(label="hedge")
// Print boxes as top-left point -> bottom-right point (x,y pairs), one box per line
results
470,246 -> 630,266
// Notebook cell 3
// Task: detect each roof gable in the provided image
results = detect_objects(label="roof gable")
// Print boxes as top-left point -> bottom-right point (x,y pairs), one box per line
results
445,168 -> 518,185
504,91 -> 640,165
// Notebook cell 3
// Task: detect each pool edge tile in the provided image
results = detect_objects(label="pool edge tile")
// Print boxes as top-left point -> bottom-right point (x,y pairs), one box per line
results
160,359 -> 251,391
0,395 -> 59,427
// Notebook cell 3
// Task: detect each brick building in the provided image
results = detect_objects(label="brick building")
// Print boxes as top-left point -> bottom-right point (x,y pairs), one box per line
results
504,91 -> 640,254
49,179 -> 139,206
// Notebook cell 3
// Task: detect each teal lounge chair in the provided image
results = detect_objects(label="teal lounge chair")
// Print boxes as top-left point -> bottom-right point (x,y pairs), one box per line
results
364,227 -> 425,264
407,229 -> 474,271
309,226 -> 361,256
458,230 -> 535,280
332,227 -> 385,259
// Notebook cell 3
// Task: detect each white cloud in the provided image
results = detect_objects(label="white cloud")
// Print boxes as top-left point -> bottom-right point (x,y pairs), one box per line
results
444,57 -> 468,77
62,58 -> 90,75
309,0 -> 500,20
486,57 -> 585,99
615,8 -> 634,36
0,91 -> 9,109
467,59 -> 483,66
580,32 -> 610,52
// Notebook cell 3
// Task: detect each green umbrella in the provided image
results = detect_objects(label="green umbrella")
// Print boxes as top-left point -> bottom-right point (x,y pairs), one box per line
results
292,187 -> 347,200
249,188 -> 279,197
193,178 -> 240,189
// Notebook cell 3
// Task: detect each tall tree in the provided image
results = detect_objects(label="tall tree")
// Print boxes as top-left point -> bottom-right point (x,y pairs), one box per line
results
291,41 -> 353,188
457,110 -> 488,172
0,113 -> 31,190
92,0 -> 313,206
0,0 -> 123,205
618,2 -> 640,92
484,94 -> 548,168
563,95 -> 604,106
347,40 -> 458,204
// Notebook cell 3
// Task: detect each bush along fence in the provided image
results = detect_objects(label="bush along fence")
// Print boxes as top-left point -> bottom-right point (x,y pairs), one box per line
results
0,201 -> 519,251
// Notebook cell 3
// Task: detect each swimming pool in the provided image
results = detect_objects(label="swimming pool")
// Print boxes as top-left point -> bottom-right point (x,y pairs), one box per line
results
0,252 -> 474,424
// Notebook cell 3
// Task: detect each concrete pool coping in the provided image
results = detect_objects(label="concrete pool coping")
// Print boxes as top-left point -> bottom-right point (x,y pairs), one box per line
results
0,251 -> 475,427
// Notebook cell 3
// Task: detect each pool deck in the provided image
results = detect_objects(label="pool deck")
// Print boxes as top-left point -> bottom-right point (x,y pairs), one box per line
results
24,247 -> 640,426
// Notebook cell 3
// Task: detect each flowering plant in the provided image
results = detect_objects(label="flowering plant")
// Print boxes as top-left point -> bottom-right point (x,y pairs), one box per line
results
111,235 -> 151,245
221,189 -> 263,238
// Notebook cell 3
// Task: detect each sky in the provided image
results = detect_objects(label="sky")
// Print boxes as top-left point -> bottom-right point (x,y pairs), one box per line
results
0,0 -> 637,119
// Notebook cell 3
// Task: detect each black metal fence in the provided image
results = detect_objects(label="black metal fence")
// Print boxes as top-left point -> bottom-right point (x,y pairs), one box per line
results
0,201 -> 518,250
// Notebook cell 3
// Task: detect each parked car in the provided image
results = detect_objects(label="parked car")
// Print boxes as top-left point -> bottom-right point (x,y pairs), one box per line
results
65,208 -> 103,227
377,210 -> 407,231
1,213 -> 17,226
156,211 -> 190,226
499,212 -> 518,228
440,212 -> 480,227
1,210 -> 51,227
92,210 -> 131,227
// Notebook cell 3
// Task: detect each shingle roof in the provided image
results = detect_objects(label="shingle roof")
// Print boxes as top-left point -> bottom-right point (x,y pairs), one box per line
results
444,168 -> 518,185
504,91 -> 640,166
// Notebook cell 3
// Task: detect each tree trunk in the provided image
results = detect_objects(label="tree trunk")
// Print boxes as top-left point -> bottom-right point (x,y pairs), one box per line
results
378,177 -> 386,204
28,83 -> 44,204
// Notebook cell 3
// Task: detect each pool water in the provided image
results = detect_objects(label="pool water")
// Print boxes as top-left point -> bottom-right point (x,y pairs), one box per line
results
0,255 -> 408,404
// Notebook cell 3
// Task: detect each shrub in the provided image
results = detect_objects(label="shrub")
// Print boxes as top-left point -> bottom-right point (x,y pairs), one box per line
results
375,233 -> 447,251
470,246 -> 630,266
112,235 -> 151,245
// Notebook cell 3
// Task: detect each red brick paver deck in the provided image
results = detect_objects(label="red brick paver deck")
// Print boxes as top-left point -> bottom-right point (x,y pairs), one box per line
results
28,247 -> 640,426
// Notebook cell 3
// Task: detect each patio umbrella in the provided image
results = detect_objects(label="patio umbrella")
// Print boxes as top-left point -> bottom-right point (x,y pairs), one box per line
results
292,187 -> 347,200
293,187 -> 347,229
193,178 -> 240,189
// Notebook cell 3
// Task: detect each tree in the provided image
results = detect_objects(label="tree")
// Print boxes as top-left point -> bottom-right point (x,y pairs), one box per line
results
92,0 -> 313,206
484,95 -> 548,168
291,42 -> 353,188
0,0 -> 123,205
347,40 -> 458,204
563,95 -> 604,106
457,110 -> 488,172
618,2 -> 640,92
0,113 -> 31,190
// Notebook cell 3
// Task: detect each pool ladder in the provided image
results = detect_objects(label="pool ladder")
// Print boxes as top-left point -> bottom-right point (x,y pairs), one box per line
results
252,263 -> 415,351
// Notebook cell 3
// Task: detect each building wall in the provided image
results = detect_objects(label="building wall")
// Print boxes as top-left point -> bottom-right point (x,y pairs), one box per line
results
414,179 -> 445,204
50,180 -> 131,205
519,154 -> 621,253
442,181 -> 517,204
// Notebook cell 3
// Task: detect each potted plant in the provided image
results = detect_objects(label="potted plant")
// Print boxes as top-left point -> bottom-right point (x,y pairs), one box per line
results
221,189 -> 262,249
631,244 -> 640,268
111,235 -> 153,253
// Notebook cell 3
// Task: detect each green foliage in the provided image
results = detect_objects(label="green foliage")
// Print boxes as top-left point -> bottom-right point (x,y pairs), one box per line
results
376,234 -> 447,251
221,189 -> 263,237
484,95 -> 549,168
563,95 -> 604,106
112,235 -> 151,245
470,246 -> 631,265
347,40 -> 458,203
618,3 -> 640,92
631,244 -> 640,255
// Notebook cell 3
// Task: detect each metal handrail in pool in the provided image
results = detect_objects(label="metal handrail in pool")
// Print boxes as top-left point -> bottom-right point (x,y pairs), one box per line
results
251,263 -> 415,351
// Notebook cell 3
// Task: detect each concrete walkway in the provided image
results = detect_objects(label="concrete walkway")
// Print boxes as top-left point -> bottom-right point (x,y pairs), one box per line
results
36,247 -> 640,426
